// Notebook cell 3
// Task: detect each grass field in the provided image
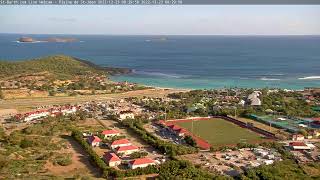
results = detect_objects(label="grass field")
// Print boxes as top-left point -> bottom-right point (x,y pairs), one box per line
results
175,118 -> 263,146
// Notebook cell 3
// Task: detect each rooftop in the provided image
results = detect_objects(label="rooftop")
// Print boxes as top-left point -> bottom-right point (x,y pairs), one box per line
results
103,152 -> 121,162
129,158 -> 155,166
111,139 -> 131,146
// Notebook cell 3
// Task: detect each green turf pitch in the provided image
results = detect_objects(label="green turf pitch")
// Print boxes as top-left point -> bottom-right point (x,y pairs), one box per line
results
175,118 -> 263,146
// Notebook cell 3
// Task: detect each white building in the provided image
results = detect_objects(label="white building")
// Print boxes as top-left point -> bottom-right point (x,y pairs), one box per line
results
87,135 -> 101,147
110,139 -> 132,149
119,111 -> 135,120
128,158 -> 156,169
289,142 -> 311,150
103,152 -> 121,167
115,145 -> 139,155
102,129 -> 120,139
23,110 -> 50,122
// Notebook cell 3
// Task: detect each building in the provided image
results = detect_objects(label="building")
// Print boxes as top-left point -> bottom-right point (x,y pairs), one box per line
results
103,152 -> 121,167
22,110 -> 50,122
119,110 -> 135,120
289,142 -> 311,150
87,135 -> 101,147
115,145 -> 139,155
110,139 -> 132,149
102,129 -> 120,139
247,91 -> 262,106
128,158 -> 156,169
292,134 -> 305,141
174,128 -> 188,137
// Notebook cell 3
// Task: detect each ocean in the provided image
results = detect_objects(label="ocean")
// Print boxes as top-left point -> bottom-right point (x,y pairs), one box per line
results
1,34 -> 320,90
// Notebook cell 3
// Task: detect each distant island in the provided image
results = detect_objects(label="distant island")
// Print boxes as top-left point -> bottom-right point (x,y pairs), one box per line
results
18,37 -> 79,43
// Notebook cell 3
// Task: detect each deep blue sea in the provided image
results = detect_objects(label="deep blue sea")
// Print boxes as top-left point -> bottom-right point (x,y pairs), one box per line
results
1,34 -> 320,90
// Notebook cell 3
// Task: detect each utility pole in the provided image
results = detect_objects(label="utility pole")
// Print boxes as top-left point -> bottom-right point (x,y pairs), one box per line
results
192,119 -> 194,134
164,106 -> 167,121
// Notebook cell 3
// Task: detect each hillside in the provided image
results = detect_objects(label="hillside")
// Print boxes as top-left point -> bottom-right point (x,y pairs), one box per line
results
0,55 -> 131,79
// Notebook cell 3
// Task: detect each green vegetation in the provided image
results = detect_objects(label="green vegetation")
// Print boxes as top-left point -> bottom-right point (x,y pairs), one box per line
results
183,135 -> 197,147
71,128 -> 215,179
52,154 -> 73,166
167,89 -> 320,118
242,160 -> 312,180
129,151 -> 148,159
176,118 -> 263,146
0,55 -> 129,79
120,119 -> 198,156
0,116 -> 79,179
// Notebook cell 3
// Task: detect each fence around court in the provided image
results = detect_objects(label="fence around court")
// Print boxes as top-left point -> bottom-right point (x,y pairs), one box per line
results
248,114 -> 300,133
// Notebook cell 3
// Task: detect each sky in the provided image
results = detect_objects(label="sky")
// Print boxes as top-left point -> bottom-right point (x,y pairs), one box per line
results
0,5 -> 320,35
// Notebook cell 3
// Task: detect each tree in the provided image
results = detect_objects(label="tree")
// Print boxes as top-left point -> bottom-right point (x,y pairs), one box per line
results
184,135 -> 197,147
48,90 -> 56,96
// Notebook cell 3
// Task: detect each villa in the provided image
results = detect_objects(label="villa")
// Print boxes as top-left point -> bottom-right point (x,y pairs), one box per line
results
87,135 -> 101,147
102,129 -> 120,139
110,139 -> 132,149
128,158 -> 156,169
115,145 -> 139,155
103,152 -> 121,167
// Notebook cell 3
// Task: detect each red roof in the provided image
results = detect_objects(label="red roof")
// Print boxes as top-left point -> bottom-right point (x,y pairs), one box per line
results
116,145 -> 139,152
88,135 -> 101,143
175,128 -> 187,133
129,158 -> 155,166
168,124 -> 181,131
102,129 -> 120,135
111,139 -> 131,146
290,142 -> 307,147
103,152 -> 121,162
311,117 -> 320,121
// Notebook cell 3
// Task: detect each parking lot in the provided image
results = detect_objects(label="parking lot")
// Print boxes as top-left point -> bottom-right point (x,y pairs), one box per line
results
179,147 -> 282,177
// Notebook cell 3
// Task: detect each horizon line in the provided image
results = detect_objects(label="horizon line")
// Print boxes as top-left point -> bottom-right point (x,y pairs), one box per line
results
1,32 -> 320,36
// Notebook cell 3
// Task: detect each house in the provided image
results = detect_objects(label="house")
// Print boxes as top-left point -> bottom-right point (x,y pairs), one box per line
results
23,110 -> 50,122
103,152 -> 121,167
128,158 -> 156,169
289,142 -> 311,150
87,135 -> 101,147
292,134 -> 305,141
102,129 -> 120,139
110,139 -> 132,149
115,145 -> 139,155
119,110 -> 135,120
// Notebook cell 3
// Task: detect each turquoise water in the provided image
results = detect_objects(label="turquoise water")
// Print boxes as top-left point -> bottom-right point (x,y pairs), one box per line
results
1,34 -> 320,90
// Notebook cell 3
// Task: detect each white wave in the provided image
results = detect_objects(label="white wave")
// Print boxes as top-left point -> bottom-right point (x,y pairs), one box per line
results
298,76 -> 320,80
134,70 -> 188,79
260,77 -> 281,81
13,40 -> 44,43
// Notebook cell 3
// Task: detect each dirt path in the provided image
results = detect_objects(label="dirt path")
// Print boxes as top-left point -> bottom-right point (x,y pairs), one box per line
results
0,88 -> 186,112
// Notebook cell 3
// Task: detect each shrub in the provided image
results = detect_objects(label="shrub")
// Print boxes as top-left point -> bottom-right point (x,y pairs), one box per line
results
54,154 -> 72,166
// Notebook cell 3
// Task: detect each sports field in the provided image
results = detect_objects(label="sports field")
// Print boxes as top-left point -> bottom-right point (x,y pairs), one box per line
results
175,118 -> 263,146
